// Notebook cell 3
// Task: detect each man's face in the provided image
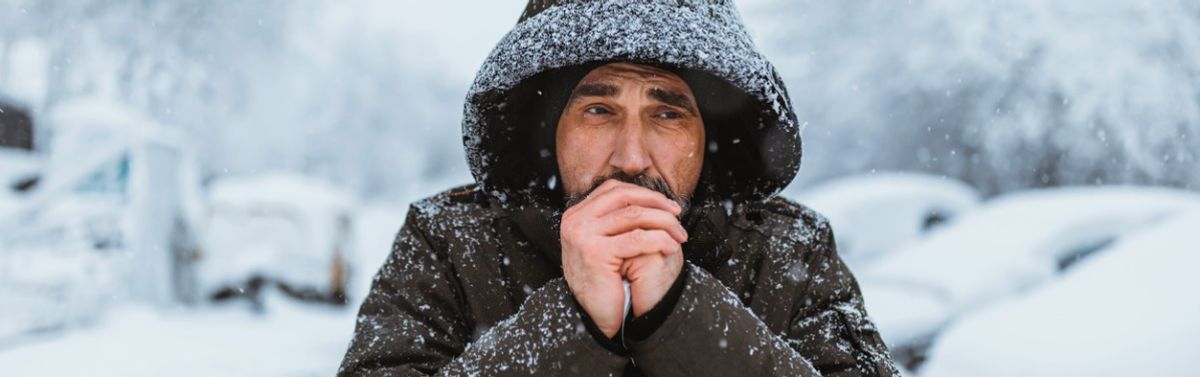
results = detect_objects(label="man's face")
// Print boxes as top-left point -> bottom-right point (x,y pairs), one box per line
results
556,62 -> 706,211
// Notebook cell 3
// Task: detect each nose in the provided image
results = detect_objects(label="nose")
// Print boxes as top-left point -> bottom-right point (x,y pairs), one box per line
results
609,116 -> 652,176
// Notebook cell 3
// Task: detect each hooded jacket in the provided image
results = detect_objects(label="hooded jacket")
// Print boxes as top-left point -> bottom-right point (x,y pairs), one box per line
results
338,0 -> 898,375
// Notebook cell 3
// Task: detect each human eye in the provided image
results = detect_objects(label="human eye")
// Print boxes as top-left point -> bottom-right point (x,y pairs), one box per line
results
655,110 -> 683,120
585,105 -> 612,115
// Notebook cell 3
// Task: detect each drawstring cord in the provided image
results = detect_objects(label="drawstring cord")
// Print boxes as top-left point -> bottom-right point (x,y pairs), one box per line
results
621,279 -> 631,351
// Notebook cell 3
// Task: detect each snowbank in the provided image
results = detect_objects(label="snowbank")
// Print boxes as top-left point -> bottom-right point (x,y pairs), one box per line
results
0,293 -> 355,376
794,172 -> 980,267
920,210 -> 1200,377
1,37 -> 49,109
859,187 -> 1200,348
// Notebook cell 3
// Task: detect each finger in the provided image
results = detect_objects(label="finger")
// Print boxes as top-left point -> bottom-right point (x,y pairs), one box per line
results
580,183 -> 681,218
585,178 -> 628,199
607,229 -> 683,258
596,205 -> 687,243
566,178 -> 626,213
581,180 -> 680,216
619,253 -> 661,277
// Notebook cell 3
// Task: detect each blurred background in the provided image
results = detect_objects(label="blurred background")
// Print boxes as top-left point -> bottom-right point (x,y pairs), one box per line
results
0,0 -> 1197,375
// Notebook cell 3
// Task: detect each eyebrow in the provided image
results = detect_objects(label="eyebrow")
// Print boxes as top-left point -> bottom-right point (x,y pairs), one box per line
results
568,81 -> 700,116
649,87 -> 699,115
569,83 -> 618,102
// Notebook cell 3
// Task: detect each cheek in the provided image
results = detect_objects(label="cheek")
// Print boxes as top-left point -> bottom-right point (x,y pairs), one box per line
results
676,138 -> 705,180
557,127 -> 607,195
653,126 -> 705,191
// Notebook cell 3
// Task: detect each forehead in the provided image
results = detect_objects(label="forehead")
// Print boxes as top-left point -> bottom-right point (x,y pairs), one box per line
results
579,63 -> 689,88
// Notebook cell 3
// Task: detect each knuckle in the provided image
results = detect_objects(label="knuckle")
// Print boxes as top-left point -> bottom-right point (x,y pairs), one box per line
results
625,229 -> 646,244
564,218 -> 596,236
651,231 -> 677,249
657,229 -> 676,244
621,206 -> 643,219
560,223 -> 580,241
589,239 -> 613,255
631,228 -> 648,238
642,229 -> 666,241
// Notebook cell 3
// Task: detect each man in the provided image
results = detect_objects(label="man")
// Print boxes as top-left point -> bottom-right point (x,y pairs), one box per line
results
339,0 -> 898,376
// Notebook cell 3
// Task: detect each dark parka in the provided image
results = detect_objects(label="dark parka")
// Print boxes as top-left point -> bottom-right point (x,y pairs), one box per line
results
339,0 -> 899,376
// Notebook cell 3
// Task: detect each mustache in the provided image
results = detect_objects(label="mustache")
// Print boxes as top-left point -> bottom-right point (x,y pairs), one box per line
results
564,171 -> 690,214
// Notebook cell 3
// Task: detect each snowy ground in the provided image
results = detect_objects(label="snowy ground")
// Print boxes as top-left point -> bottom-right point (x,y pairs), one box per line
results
0,297 -> 354,376
0,202 -> 409,376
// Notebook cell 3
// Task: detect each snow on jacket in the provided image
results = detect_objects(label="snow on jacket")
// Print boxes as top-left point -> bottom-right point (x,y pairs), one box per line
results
338,0 -> 899,375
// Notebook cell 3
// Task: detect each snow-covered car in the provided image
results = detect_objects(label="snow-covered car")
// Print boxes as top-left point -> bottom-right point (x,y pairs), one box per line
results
196,173 -> 355,307
855,187 -> 1200,372
794,172 -> 981,268
920,210 -> 1200,377
0,101 -> 39,207
0,98 -> 202,341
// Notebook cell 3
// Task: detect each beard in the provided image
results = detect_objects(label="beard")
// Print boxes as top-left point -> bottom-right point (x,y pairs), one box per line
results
563,171 -> 691,216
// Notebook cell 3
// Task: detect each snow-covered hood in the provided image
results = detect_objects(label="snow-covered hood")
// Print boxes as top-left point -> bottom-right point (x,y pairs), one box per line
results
463,0 -> 801,208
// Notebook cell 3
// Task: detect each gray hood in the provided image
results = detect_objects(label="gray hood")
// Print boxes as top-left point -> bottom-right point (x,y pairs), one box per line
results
462,0 -> 802,208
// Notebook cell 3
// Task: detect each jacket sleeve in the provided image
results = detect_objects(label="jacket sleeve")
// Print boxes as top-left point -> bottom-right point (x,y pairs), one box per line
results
624,221 -> 899,377
337,207 -> 628,376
